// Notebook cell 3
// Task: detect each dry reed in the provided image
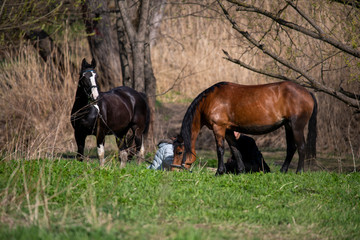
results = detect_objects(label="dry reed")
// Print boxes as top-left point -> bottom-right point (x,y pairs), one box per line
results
0,38 -> 84,160
0,0 -> 358,163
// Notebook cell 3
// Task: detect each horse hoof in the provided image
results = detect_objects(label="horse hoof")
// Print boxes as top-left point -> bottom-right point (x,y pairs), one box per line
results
120,162 -> 126,169
236,168 -> 245,174
215,171 -> 225,176
99,160 -> 105,167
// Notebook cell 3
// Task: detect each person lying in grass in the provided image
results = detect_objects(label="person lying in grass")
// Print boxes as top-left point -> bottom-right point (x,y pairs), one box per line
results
148,133 -> 270,173
147,139 -> 174,170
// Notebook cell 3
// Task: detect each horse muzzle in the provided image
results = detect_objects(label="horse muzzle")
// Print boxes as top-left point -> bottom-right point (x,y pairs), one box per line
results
171,163 -> 191,171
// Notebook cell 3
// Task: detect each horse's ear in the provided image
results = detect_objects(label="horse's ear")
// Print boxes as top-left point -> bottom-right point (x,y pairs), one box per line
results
81,58 -> 88,69
176,135 -> 183,143
91,58 -> 96,68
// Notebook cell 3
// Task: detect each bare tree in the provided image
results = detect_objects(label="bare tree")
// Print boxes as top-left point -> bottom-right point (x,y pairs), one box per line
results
115,0 -> 166,139
217,0 -> 360,113
116,0 -> 149,92
82,0 -> 122,89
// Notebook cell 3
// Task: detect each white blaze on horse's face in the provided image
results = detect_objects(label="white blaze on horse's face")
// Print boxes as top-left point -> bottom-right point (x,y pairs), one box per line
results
90,71 -> 99,100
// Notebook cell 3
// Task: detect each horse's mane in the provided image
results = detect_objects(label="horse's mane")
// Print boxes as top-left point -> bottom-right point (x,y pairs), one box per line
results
180,82 -> 228,155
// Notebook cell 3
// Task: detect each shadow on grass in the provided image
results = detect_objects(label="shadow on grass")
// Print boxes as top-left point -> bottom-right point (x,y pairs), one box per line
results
195,149 -> 358,173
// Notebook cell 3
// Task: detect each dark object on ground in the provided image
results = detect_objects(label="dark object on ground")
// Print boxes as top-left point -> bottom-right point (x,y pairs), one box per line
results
225,135 -> 270,173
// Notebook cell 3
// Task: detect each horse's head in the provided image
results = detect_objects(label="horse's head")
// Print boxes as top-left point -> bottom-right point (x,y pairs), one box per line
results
171,135 -> 196,171
79,58 -> 99,101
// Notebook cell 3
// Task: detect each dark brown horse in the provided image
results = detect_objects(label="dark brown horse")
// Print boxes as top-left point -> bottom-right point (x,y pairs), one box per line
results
71,58 -> 150,166
172,81 -> 317,175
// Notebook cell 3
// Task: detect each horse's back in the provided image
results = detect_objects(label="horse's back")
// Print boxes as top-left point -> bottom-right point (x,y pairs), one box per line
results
203,81 -> 314,132
213,81 -> 313,115
112,86 -> 148,118
101,86 -> 149,130
278,81 -> 314,117
103,86 -> 147,109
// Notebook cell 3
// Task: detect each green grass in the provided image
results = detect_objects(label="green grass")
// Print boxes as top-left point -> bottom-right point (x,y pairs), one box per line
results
0,158 -> 359,239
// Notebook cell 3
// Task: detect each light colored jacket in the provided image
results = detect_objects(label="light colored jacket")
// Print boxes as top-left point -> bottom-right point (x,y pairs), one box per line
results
148,142 -> 174,170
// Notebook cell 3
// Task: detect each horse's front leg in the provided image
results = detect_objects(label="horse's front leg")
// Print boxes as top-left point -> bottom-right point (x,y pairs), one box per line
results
213,126 -> 226,176
134,129 -> 145,164
116,135 -> 128,168
75,130 -> 86,161
225,131 -> 245,174
129,126 -> 145,164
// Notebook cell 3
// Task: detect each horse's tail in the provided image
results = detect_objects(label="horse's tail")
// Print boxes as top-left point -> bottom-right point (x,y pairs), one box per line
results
140,92 -> 151,137
306,92 -> 317,159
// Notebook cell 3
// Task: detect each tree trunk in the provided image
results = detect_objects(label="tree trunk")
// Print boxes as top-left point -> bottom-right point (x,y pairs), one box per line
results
116,16 -> 132,87
82,0 -> 122,89
132,42 -> 146,92
144,0 -> 165,141
145,36 -> 156,140
116,0 -> 165,141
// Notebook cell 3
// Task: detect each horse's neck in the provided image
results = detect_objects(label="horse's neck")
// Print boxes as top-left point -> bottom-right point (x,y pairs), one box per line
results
182,106 -> 203,154
72,88 -> 89,113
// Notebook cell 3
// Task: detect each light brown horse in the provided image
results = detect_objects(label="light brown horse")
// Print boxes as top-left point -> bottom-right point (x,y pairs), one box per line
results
172,81 -> 317,175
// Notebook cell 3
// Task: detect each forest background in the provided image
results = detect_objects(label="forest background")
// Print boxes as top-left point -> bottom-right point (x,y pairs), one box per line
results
0,0 -> 359,166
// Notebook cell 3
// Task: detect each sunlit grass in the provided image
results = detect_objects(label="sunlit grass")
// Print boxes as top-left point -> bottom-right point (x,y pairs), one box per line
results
0,158 -> 359,239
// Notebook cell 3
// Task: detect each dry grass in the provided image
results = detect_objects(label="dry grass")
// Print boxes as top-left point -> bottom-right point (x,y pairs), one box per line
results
0,0 -> 359,162
0,41 -> 83,160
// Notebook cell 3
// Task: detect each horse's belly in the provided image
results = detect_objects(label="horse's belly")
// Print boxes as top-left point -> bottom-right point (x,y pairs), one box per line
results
234,120 -> 285,135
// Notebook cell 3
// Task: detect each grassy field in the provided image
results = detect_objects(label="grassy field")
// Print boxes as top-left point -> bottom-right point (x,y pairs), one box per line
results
0,155 -> 359,240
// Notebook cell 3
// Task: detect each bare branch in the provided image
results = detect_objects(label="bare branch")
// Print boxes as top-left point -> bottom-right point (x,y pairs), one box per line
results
117,0 -> 136,42
330,0 -> 360,8
219,1 -> 318,84
229,0 -> 360,58
218,0 -> 360,110
0,0 -> 7,20
340,87 -> 360,99
222,49 -> 300,84
285,0 -> 325,35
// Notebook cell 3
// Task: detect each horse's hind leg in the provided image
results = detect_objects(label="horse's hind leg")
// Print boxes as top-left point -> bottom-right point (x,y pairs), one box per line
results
132,126 -> 145,164
280,124 -> 297,173
281,121 -> 306,173
116,133 -> 129,168
293,127 -> 306,174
